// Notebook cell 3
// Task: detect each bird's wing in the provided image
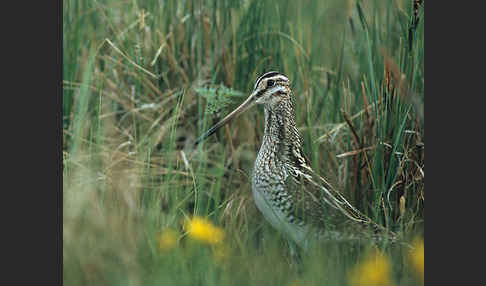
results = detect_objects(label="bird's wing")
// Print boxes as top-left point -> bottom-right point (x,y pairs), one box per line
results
283,153 -> 392,238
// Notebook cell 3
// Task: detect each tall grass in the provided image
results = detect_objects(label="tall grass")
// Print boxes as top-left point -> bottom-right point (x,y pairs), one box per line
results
63,0 -> 424,285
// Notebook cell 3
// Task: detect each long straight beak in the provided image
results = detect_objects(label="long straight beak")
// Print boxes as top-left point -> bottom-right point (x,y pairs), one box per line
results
195,90 -> 259,145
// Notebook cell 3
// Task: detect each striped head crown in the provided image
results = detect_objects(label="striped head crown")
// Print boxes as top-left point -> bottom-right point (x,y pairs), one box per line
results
252,71 -> 291,105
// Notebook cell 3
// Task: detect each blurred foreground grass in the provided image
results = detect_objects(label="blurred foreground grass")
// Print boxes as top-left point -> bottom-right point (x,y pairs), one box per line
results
63,0 -> 424,285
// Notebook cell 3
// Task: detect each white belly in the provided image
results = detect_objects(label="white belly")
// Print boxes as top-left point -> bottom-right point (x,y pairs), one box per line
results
251,184 -> 310,248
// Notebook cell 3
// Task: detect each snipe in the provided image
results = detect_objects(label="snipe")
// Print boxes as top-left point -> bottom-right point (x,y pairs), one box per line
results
195,71 -> 394,250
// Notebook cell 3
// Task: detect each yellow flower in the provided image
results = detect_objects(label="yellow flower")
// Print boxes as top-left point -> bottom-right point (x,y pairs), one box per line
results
409,237 -> 424,283
157,228 -> 178,251
184,216 -> 225,245
349,250 -> 392,286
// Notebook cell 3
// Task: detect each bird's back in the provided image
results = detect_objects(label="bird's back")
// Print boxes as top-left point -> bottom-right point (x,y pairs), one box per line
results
250,100 -> 394,247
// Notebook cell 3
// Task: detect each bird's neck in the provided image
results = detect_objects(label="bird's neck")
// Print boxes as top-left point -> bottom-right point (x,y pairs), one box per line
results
260,99 -> 305,164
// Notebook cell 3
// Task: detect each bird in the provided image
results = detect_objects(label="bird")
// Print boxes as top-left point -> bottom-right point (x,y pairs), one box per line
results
195,71 -> 395,252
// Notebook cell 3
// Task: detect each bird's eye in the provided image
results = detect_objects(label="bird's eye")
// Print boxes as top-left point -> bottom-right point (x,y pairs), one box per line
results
267,79 -> 275,87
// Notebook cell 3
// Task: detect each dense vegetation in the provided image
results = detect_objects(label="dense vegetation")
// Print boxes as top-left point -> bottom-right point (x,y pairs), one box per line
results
63,0 -> 424,285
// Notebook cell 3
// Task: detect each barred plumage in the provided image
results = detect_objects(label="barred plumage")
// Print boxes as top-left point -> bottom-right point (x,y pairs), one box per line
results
195,71 -> 395,249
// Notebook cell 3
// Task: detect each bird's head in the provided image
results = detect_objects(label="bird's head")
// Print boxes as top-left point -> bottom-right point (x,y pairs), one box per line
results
251,71 -> 291,107
194,71 -> 291,145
